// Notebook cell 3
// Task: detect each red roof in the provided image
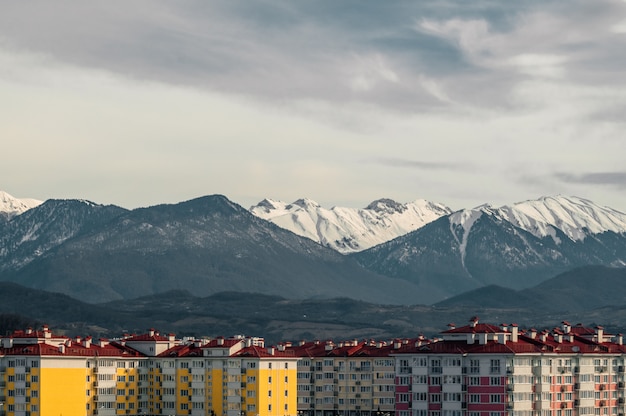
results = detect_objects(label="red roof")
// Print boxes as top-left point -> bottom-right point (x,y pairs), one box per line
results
1,341 -> 143,357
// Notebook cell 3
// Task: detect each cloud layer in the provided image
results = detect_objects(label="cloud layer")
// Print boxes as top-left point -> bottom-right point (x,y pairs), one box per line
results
1,0 -> 626,211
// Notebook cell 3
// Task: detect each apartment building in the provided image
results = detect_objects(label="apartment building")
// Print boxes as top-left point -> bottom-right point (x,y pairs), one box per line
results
0,325 -> 144,416
5,319 -> 626,416
286,338 -> 408,416
0,327 -> 298,416
392,317 -> 626,416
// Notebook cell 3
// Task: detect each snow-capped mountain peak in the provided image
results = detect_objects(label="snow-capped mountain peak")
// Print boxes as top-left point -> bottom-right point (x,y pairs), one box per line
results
290,198 -> 320,209
250,197 -> 453,253
498,195 -> 626,242
443,195 -> 626,249
0,191 -> 42,220
366,198 -> 407,214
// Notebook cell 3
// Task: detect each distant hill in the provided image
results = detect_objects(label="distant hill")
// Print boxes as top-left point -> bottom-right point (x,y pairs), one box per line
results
435,265 -> 626,312
3,276 -> 626,344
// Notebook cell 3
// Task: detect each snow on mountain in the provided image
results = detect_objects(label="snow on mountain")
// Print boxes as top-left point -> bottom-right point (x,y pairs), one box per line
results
250,197 -> 452,253
500,196 -> 626,242
0,191 -> 42,220
445,195 -> 626,255
449,206 -> 486,268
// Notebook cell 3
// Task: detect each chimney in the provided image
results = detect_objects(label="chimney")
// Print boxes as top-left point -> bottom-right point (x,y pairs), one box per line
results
596,326 -> 604,343
267,346 -> 275,355
98,338 -> 109,347
540,331 -> 548,343
500,323 -> 508,332
529,328 -> 537,339
511,324 -> 519,343
497,333 -> 507,345
562,321 -> 571,334
168,333 -> 175,342
26,327 -> 33,335
148,328 -> 155,337
616,334 -> 624,346
82,337 -> 92,349
325,341 -> 334,351
469,317 -> 479,328
394,339 -> 402,349
217,337 -> 224,346
59,344 -> 66,354
447,323 -> 456,330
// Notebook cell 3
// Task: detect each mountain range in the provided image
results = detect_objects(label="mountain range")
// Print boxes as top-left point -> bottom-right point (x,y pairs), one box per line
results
1,191 -> 626,305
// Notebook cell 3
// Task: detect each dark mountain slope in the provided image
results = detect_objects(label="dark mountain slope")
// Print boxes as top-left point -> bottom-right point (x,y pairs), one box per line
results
0,199 -> 128,272
352,216 -> 478,304
353,207 -> 626,304
2,195 -> 421,304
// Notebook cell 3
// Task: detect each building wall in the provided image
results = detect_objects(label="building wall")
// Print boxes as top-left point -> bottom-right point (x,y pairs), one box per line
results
40,358 -> 88,416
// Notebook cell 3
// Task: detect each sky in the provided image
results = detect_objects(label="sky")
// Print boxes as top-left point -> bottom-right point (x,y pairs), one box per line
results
2,1 -> 626,212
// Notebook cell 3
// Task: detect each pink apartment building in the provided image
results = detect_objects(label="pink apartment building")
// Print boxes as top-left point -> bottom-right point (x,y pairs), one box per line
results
392,317 -> 626,416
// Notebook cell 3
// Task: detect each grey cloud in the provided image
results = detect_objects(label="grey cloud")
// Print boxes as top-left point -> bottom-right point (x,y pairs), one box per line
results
0,0 -> 624,115
555,172 -> 626,189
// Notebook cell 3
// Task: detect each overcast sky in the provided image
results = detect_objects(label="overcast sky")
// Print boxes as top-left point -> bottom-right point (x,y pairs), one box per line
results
2,1 -> 626,211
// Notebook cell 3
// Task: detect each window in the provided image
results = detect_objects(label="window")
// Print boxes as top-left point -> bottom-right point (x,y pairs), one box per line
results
470,359 -> 480,374
490,359 -> 501,374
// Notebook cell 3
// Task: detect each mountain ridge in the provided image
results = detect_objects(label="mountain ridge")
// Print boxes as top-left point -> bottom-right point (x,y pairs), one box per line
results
249,197 -> 453,253
2,191 -> 626,306
0,194 -> 422,304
